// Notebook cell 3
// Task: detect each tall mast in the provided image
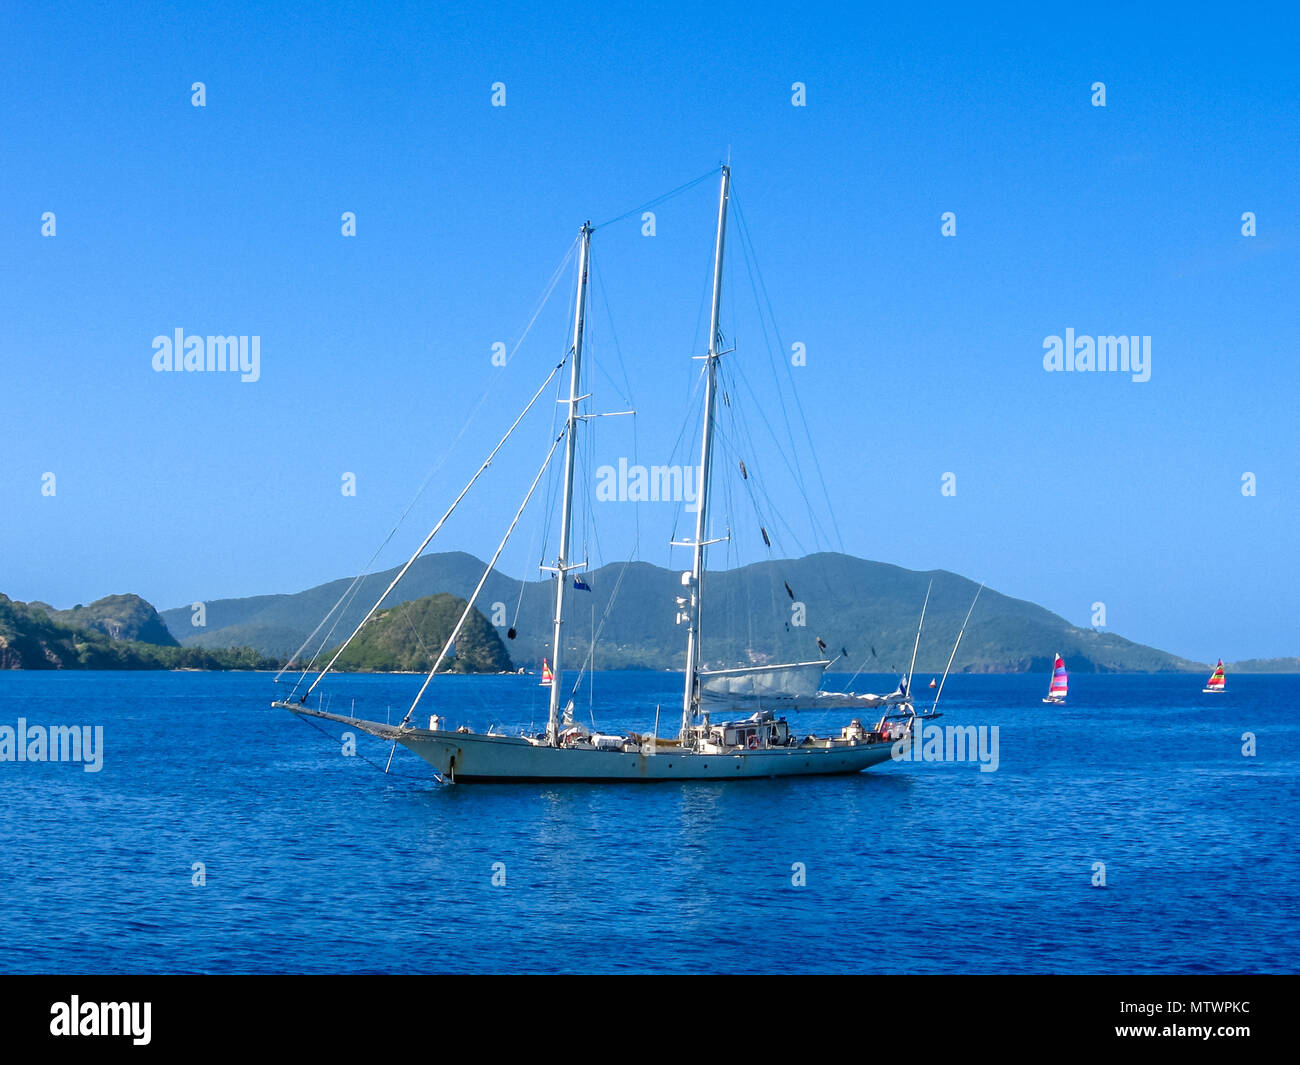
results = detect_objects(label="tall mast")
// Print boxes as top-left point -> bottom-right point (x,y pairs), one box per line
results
680,165 -> 731,737
546,222 -> 593,745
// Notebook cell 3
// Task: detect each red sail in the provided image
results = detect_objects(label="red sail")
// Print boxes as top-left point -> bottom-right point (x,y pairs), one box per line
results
1048,655 -> 1068,697
1205,660 -> 1226,690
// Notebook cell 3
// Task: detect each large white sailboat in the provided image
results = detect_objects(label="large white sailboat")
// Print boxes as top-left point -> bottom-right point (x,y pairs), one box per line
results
272,167 -> 915,782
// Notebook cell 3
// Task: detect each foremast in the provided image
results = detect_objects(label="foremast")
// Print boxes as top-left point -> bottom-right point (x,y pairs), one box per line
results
545,222 -> 593,746
680,165 -> 731,738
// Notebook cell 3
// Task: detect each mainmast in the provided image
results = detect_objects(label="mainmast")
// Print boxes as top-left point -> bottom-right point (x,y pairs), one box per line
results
545,222 -> 593,745
680,165 -> 731,737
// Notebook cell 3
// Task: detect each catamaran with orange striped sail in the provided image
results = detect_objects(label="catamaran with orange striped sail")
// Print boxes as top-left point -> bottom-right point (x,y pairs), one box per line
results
539,659 -> 554,687
1042,654 -> 1068,704
1203,659 -> 1227,694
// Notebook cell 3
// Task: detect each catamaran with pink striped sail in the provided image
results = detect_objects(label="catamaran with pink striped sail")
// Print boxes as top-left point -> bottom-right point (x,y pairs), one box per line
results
1203,659 -> 1226,694
1042,654 -> 1068,704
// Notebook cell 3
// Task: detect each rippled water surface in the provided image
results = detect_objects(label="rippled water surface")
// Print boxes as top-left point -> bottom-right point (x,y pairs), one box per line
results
1,670 -> 1295,973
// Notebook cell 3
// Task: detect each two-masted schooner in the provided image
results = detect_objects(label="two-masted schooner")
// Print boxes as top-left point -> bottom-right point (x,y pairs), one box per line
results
273,167 -> 915,782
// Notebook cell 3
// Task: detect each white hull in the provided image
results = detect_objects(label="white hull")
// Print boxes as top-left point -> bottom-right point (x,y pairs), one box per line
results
1042,696 -> 1065,705
404,729 -> 901,782
282,704 -> 904,782
1202,688 -> 1225,694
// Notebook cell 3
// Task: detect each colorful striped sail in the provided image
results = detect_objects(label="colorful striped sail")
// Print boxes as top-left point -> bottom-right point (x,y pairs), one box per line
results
1205,659 -> 1226,691
540,658 -> 554,686
1047,654 -> 1068,699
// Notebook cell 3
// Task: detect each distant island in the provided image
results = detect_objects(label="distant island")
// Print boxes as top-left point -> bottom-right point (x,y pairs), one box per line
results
159,550 -> 1241,674
11,554 -> 1290,675
1226,657 -> 1300,673
0,590 -> 509,674
0,594 -> 276,670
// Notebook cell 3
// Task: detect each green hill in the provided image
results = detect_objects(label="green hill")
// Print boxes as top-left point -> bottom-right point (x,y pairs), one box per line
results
324,593 -> 512,673
0,594 -> 276,670
32,594 -> 179,646
161,551 -> 1205,673
162,552 -> 504,659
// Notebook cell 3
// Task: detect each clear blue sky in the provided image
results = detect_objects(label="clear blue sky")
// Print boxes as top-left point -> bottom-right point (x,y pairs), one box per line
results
2,2 -> 1296,662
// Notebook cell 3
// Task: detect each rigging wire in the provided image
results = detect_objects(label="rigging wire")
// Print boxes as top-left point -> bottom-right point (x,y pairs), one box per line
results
712,364 -> 813,559
292,710 -> 439,781
534,253 -> 581,581
590,260 -> 637,410
565,532 -> 639,715
592,167 -> 721,233
732,188 -> 846,555
665,234 -> 725,558
930,584 -> 985,714
299,352 -> 573,702
665,365 -> 709,550
403,427 -> 568,726
278,233 -> 582,689
726,201 -> 832,550
708,205 -> 852,646
555,256 -> 644,715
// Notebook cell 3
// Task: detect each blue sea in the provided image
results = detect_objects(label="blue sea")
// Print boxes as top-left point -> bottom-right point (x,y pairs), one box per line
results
0,670 -> 1295,974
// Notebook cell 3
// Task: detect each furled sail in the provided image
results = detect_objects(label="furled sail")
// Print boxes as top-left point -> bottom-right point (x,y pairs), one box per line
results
698,659 -> 830,700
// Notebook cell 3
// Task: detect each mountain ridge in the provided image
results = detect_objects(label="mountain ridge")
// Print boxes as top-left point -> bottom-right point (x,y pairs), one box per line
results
1225,657 -> 1300,673
160,551 -> 1210,674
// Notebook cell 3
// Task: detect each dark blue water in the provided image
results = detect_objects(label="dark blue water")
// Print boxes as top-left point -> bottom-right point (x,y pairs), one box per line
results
1,670 -> 1295,973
